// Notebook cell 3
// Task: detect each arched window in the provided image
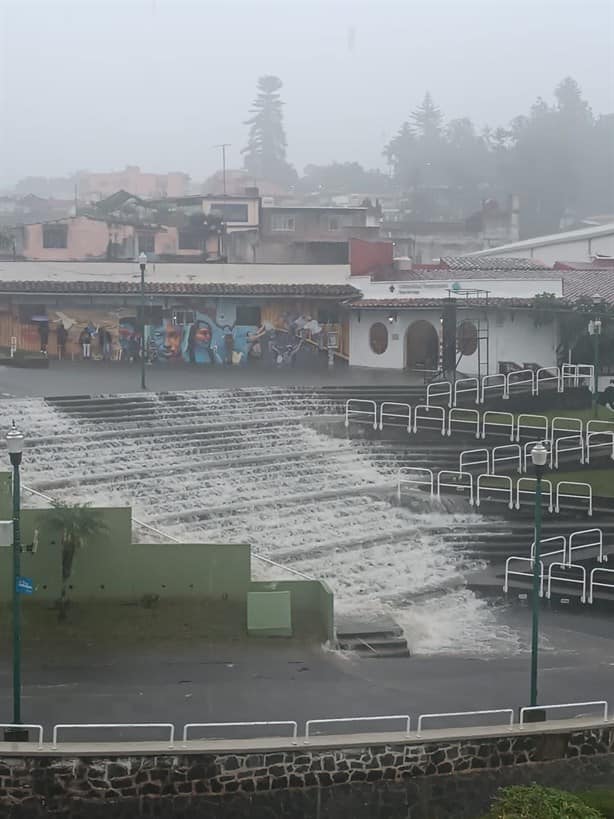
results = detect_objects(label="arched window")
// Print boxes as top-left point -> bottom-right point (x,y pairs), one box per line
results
369,322 -> 389,355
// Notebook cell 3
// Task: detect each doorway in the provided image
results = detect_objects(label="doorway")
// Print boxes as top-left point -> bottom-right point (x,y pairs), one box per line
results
405,320 -> 439,370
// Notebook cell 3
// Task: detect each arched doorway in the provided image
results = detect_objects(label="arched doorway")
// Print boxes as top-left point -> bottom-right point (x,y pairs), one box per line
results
405,320 -> 439,370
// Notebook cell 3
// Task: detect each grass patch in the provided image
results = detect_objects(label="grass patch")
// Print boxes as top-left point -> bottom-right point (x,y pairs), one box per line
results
578,790 -> 614,818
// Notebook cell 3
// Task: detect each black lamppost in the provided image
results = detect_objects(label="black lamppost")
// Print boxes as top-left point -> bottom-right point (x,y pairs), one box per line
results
5,422 -> 27,741
529,441 -> 548,712
139,252 -> 147,390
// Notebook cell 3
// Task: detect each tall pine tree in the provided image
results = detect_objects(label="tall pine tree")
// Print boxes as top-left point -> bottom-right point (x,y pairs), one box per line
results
242,75 -> 296,187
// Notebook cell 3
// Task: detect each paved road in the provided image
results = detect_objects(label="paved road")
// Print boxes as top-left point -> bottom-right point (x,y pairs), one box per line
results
0,360 -> 423,399
0,603 -> 612,741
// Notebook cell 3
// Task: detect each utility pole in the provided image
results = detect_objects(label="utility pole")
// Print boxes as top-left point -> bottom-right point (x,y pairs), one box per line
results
214,144 -> 231,195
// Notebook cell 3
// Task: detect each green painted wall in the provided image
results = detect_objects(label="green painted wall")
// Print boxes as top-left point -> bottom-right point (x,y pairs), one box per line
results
249,580 -> 335,642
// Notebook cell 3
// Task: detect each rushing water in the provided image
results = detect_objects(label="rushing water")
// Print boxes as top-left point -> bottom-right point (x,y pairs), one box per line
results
10,388 -> 520,655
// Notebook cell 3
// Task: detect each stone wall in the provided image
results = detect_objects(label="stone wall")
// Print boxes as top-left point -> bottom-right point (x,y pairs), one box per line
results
1,725 -> 613,818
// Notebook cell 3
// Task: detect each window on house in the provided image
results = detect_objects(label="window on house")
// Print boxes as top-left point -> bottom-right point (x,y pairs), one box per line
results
270,213 -> 295,232
369,322 -> 389,355
169,309 -> 195,325
210,203 -> 249,222
236,305 -> 261,326
178,230 -> 202,250
137,232 -> 155,254
327,216 -> 340,231
42,224 -> 68,248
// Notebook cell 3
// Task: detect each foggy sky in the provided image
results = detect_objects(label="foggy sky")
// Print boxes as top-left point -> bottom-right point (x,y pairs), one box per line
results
1,0 -> 613,186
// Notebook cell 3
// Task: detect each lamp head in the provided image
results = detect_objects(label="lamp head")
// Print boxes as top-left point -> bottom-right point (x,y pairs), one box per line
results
6,421 -> 24,465
138,251 -> 147,272
530,441 -> 548,467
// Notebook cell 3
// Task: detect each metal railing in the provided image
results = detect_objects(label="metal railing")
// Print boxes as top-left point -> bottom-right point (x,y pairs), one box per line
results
589,568 -> 614,604
426,381 -> 452,409
379,402 -> 412,432
480,373 -> 507,403
516,414 -> 549,443
530,535 -> 566,563
413,404 -> 446,435
553,435 -> 585,469
491,444 -> 522,474
476,474 -> 514,509
436,470 -> 474,505
561,363 -> 595,392
345,399 -> 378,430
182,721 -> 298,743
519,701 -> 607,726
536,366 -> 562,395
551,416 -> 583,440
569,529 -> 605,565
453,377 -> 480,405
516,477 -> 554,512
52,723 -> 176,748
398,467 -> 434,499
459,448 -> 490,474
586,431 -> 614,464
416,709 -> 514,736
447,407 -> 480,439
504,556 -> 544,596
506,369 -> 535,397
482,411 -> 515,441
556,481 -> 593,516
587,419 -> 614,437
305,715 -> 411,739
546,562 -> 587,603
0,724 -> 43,747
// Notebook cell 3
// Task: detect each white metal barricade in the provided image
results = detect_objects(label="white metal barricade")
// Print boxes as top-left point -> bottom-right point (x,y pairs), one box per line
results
398,467 -> 434,499
52,723 -> 176,748
379,402 -> 412,432
530,535 -> 566,562
587,419 -> 614,437
516,414 -> 549,443
504,556 -> 544,595
416,709 -> 514,735
536,366 -> 562,395
569,529 -> 605,566
589,568 -> 614,604
447,408 -> 480,439
345,399 -> 378,429
519,701 -> 607,726
546,562 -> 587,603
481,411 -> 515,441
459,448 -> 489,474
561,363 -> 595,392
553,434 -> 585,469
182,721 -> 298,743
551,416 -> 583,440
0,724 -> 43,746
491,444 -> 522,474
413,404 -> 446,435
556,481 -> 593,516
476,474 -> 514,508
516,478 -> 554,512
586,431 -> 614,464
480,373 -> 506,403
453,377 -> 480,406
522,440 -> 552,473
426,381 -> 452,409
305,715 -> 411,739
506,368 -> 535,397
436,470 -> 474,505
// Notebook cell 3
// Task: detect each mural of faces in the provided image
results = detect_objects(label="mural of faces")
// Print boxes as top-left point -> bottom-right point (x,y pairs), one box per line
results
150,320 -> 183,360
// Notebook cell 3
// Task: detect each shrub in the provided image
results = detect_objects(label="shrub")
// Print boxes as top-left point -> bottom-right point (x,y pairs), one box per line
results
487,784 -> 603,818
577,791 -> 614,818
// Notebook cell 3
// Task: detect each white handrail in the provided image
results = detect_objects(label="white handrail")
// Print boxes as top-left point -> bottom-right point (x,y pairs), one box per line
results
448,408 -> 480,439
506,368 -> 535,396
459,448 -> 489,473
589,568 -> 614,604
520,701 -> 607,725
569,529 -> 604,566
480,373 -> 506,403
530,535 -> 566,562
52,723 -> 175,747
345,399 -> 378,430
0,724 -> 44,746
305,715 -> 411,739
491,444 -> 522,474
562,363 -> 595,392
586,431 -> 614,464
476,474 -> 514,509
481,411 -> 514,441
556,481 -> 593,516
536,366 -> 561,395
413,404 -> 446,435
551,416 -> 583,439
546,562 -> 587,602
379,402 -> 412,432
504,556 -> 544,596
553,434 -> 585,469
182,721 -> 298,743
436,470 -> 474,505
417,709 -> 514,735
516,413 -> 549,443
516,477 -> 554,512
453,377 -> 480,406
587,419 -> 614,436
426,381 -> 452,409
398,467 -> 434,499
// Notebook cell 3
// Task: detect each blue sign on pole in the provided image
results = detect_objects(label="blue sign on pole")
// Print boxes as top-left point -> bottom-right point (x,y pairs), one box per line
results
16,577 -> 34,595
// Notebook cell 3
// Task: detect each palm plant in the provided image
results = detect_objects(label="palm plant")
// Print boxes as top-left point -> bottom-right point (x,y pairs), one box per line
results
46,502 -> 108,620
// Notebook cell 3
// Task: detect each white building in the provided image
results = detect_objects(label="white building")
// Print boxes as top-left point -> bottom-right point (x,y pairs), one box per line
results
469,222 -> 614,266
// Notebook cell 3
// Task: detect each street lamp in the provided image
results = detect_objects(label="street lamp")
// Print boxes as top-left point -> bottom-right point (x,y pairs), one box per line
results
5,422 -> 26,741
529,441 -> 548,711
588,294 -> 602,418
139,252 -> 147,391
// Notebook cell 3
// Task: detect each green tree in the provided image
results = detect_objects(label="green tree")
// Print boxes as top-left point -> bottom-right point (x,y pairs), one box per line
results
300,161 -> 390,195
242,75 -> 296,187
46,502 -> 108,620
